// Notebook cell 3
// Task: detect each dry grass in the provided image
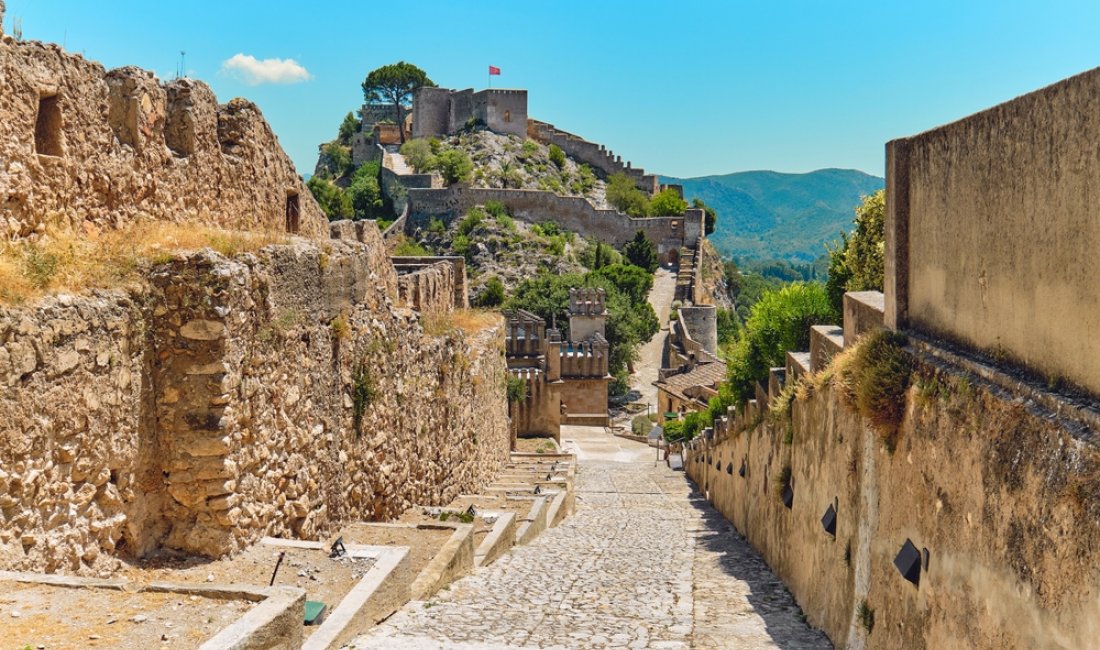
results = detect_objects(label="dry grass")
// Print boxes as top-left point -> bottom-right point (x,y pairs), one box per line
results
421,308 -> 501,337
0,222 -> 287,306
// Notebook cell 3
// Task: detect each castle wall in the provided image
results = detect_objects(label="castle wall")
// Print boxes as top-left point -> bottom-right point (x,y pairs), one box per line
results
0,38 -> 325,240
473,89 -> 527,137
407,187 -> 704,259
509,369 -> 560,440
887,65 -> 1100,397
411,87 -> 451,139
678,305 -> 717,356
528,119 -> 659,194
0,225 -> 511,570
559,378 -> 610,420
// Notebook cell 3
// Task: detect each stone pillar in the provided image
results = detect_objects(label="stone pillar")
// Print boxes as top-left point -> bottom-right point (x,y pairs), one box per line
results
885,137 -> 910,331
547,330 -> 561,382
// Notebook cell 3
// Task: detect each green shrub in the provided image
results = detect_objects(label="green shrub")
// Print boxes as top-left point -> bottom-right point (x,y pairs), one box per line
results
623,230 -> 658,273
845,329 -> 913,451
606,173 -> 649,217
474,277 -> 505,308
307,176 -> 353,220
437,149 -> 473,185
663,418 -> 686,442
392,236 -> 431,257
337,112 -> 360,145
484,200 -> 509,218
648,188 -> 687,216
506,373 -> 527,403
548,144 -> 566,169
457,208 -> 486,236
400,139 -> 437,173
631,415 -> 652,436
521,139 -> 539,156
348,161 -> 383,220
428,217 -> 446,235
727,282 -> 837,405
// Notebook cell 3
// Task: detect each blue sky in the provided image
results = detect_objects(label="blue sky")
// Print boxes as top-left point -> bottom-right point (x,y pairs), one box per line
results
6,1 -> 1100,178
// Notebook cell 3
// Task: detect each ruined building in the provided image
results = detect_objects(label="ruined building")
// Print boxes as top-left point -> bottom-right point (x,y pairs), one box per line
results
0,20 -> 510,574
506,288 -> 613,441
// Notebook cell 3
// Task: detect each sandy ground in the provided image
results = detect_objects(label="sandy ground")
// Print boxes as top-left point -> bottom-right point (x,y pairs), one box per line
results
631,265 -> 677,410
1,580 -> 253,649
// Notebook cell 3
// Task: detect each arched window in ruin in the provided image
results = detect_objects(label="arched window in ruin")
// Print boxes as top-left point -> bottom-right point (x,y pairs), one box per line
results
285,191 -> 300,234
35,94 -> 63,156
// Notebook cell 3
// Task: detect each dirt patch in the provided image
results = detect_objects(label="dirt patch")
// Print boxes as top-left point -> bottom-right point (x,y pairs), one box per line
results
336,524 -> 454,579
0,580 -> 253,649
515,437 -> 559,453
120,545 -> 375,637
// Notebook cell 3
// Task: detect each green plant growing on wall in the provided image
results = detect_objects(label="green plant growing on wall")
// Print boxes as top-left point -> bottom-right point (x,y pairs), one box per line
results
351,361 -> 379,438
474,276 -> 505,308
825,189 -> 885,314
857,599 -> 875,633
648,188 -> 687,216
844,329 -> 913,452
775,463 -> 792,502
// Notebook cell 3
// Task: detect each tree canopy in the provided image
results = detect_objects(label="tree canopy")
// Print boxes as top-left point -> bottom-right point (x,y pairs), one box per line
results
361,62 -> 435,142
826,190 -> 885,313
623,230 -> 658,273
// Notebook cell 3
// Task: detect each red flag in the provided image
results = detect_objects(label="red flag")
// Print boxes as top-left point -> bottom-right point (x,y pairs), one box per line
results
488,65 -> 501,76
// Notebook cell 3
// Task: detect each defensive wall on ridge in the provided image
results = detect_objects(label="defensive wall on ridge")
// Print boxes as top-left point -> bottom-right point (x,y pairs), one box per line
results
405,187 -> 704,263
886,65 -> 1100,398
528,119 -> 659,194
0,30 -> 325,240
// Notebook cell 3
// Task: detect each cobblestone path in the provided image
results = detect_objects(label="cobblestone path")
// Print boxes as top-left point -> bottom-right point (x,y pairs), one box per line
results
353,428 -> 831,649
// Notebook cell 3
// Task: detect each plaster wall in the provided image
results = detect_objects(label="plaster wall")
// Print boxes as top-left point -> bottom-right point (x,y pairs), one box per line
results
887,65 -> 1100,396
686,358 -> 1100,650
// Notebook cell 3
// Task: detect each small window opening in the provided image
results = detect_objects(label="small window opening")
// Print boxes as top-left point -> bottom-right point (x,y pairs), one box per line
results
503,110 -> 511,123
35,94 -> 63,157
285,192 -> 300,234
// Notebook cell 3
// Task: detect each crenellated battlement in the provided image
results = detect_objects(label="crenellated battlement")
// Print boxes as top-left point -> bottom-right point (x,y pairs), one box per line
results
569,288 -> 606,316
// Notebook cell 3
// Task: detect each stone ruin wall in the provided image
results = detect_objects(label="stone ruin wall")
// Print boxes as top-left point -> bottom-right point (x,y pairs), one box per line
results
887,65 -> 1100,398
0,221 -> 511,571
395,260 -> 458,314
406,187 -> 704,263
0,34 -> 325,240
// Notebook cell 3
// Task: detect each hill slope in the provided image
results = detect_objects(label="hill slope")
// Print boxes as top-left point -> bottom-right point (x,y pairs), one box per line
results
661,169 -> 884,263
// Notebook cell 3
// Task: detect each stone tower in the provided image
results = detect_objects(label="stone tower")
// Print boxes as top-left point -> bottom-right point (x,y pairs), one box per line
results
568,288 -> 606,342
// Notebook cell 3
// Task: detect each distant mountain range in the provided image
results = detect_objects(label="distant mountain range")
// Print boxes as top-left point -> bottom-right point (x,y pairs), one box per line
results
660,169 -> 885,263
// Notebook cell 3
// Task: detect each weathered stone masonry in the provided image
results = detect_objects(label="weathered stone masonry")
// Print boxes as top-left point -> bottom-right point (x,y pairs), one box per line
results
0,32 -> 325,240
0,228 -> 511,570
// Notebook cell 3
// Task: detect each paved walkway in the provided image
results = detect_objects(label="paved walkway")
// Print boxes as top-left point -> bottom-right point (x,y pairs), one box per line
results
631,266 -> 678,410
353,427 -> 831,649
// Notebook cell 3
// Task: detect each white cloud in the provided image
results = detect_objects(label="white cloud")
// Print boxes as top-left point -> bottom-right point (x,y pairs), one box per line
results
221,53 -> 311,85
